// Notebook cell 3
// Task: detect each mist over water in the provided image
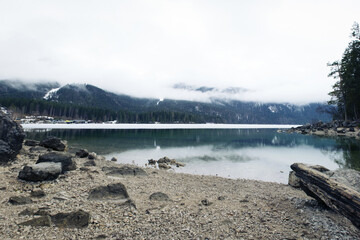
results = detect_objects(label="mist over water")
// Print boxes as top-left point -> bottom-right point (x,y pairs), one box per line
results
25,128 -> 360,184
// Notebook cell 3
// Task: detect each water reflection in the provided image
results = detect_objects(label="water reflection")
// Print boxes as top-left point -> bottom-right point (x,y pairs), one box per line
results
25,129 -> 360,183
25,129 -> 338,151
326,138 -> 360,170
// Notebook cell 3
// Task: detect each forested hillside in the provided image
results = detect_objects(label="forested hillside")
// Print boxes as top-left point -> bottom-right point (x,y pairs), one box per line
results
0,80 -> 331,124
0,97 -> 217,123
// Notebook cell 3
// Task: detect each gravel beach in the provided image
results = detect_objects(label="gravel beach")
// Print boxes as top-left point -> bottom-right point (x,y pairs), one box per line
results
0,145 -> 359,240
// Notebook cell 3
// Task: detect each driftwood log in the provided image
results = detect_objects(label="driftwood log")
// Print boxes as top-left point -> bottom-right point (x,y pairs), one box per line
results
291,163 -> 360,228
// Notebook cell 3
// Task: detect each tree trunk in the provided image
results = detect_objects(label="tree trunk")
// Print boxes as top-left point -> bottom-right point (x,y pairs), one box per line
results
354,105 -> 358,120
291,163 -> 360,228
343,95 -> 348,121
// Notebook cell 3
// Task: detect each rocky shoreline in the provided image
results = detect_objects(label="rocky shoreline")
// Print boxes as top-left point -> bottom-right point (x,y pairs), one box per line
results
1,113 -> 360,239
0,140 -> 359,239
286,120 -> 360,139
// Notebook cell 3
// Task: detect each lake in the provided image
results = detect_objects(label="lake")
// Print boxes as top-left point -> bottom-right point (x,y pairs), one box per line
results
23,124 -> 360,184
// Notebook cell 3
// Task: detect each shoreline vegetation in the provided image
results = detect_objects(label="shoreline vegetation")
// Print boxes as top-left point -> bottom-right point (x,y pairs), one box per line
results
1,136 -> 360,239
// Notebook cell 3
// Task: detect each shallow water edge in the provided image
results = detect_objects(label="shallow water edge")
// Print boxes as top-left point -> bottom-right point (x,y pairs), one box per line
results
21,123 -> 299,129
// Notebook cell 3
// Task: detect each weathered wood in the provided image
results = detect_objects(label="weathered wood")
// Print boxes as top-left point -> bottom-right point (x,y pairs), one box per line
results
291,163 -> 360,228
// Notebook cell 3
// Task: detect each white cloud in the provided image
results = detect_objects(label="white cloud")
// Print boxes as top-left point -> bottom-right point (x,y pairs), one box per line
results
0,0 -> 359,103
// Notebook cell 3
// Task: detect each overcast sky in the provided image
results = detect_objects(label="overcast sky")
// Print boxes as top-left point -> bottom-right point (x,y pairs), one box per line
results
0,0 -> 359,104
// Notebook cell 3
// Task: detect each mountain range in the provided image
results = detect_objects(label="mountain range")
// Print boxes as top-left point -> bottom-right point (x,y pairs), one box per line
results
0,80 -> 332,124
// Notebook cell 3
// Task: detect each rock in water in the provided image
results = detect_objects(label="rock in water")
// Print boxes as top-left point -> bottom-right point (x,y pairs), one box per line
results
158,163 -> 171,170
0,113 -> 25,164
36,152 -> 76,172
158,157 -> 171,164
176,162 -> 186,167
148,159 -> 156,165
88,183 -> 129,200
51,210 -> 90,228
39,136 -> 67,151
18,162 -> 62,182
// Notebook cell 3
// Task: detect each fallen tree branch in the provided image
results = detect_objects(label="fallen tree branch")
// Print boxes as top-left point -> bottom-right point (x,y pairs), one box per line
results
291,163 -> 360,228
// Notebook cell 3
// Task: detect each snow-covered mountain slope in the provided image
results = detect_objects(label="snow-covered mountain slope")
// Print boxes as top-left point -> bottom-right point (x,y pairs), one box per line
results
0,80 -> 332,124
43,87 -> 60,100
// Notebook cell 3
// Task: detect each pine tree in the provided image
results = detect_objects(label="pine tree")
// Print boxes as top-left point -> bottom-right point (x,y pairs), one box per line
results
328,22 -> 360,120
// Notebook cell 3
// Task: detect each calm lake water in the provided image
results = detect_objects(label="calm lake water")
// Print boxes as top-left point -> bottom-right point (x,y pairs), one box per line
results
24,127 -> 360,184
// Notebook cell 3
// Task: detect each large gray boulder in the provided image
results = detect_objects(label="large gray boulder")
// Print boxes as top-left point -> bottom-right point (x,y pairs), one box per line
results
18,162 -> 62,182
0,140 -> 15,163
39,137 -> 67,151
36,152 -> 76,173
0,113 -> 25,164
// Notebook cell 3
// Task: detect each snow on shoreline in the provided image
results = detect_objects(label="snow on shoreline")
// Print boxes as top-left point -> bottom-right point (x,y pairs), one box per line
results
21,123 -> 299,130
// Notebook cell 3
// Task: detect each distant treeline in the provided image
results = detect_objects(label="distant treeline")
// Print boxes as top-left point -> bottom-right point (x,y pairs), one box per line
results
0,97 -> 223,123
